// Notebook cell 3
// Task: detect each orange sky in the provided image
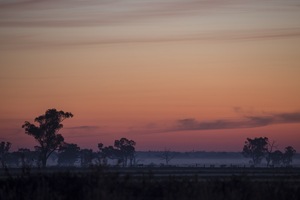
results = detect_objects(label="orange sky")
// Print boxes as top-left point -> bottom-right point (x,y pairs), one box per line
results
0,0 -> 300,151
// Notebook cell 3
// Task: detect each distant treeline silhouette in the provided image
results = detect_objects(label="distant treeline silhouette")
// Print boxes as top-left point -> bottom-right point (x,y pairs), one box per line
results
242,137 -> 296,167
0,109 -> 297,168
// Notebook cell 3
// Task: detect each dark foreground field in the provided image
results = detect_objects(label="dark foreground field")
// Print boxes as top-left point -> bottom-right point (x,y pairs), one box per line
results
1,167 -> 300,200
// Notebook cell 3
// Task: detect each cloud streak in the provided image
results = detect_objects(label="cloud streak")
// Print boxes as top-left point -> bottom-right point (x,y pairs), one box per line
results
2,27 -> 300,50
68,27 -> 300,44
1,0 -> 300,50
173,112 -> 300,132
66,126 -> 100,130
1,0 -> 299,28
129,112 -> 300,135
0,0 -> 235,27
63,125 -> 108,139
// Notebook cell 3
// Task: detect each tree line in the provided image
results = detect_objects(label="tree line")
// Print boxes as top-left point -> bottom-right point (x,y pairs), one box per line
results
0,109 -> 136,168
242,137 -> 296,167
0,108 -> 297,168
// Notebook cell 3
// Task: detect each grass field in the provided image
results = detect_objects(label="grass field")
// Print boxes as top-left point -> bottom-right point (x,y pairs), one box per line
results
1,167 -> 300,200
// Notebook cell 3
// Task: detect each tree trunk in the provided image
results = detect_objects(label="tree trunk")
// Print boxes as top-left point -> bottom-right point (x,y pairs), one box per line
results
1,160 -> 5,168
21,154 -> 26,168
41,152 -> 47,168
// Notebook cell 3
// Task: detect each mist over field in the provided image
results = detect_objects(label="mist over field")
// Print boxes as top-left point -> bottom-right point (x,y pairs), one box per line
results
42,151 -> 300,168
137,155 -> 300,167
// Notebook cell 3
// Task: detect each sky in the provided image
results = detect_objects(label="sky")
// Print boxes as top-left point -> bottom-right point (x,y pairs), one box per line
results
0,0 -> 300,152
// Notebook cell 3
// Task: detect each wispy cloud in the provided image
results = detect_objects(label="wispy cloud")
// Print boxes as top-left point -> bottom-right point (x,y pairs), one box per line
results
129,111 -> 300,134
66,125 -> 100,130
2,27 -> 300,50
0,0 -> 235,27
63,125 -> 108,139
174,112 -> 300,132
1,0 -> 300,49
1,0 -> 299,28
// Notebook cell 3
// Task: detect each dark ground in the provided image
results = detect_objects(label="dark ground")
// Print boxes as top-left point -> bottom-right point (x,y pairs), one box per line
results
1,167 -> 300,200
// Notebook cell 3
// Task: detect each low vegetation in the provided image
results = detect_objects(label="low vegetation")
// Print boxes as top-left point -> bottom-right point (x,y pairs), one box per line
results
1,167 -> 300,200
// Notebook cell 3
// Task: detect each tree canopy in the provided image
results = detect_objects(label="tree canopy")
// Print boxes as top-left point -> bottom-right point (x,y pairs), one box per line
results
242,137 -> 297,167
242,137 -> 269,166
283,146 -> 296,166
0,141 -> 11,168
114,138 -> 136,167
22,108 -> 73,168
58,143 -> 80,166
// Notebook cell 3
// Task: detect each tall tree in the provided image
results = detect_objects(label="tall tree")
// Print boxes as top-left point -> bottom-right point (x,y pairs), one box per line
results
114,138 -> 136,167
0,141 -> 11,168
22,108 -> 73,168
102,145 -> 119,165
242,137 -> 268,166
283,146 -> 296,166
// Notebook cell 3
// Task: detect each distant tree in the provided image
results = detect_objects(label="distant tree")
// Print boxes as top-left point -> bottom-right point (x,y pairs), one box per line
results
282,146 -> 296,166
58,143 -> 80,166
17,148 -> 29,167
33,146 -> 42,167
270,150 -> 283,166
97,143 -> 111,165
9,148 -> 39,168
6,151 -> 20,168
114,138 -> 136,167
158,149 -> 175,165
0,141 -> 11,168
266,140 -> 278,167
17,148 -> 31,167
102,145 -> 120,165
80,149 -> 95,167
242,137 -> 268,166
22,108 -> 73,168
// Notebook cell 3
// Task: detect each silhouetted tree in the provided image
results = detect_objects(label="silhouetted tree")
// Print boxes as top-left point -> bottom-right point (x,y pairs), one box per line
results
22,108 -> 73,168
102,145 -> 120,165
98,147 -> 136,167
33,146 -> 42,167
0,141 -> 11,168
80,149 -> 94,167
270,150 -> 283,166
58,143 -> 80,166
17,148 -> 29,167
6,151 -> 20,167
158,149 -> 175,165
10,148 -> 39,168
242,137 -> 268,166
114,138 -> 136,167
283,146 -> 296,166
16,148 -> 32,167
266,140 -> 278,167
97,143 -> 110,165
